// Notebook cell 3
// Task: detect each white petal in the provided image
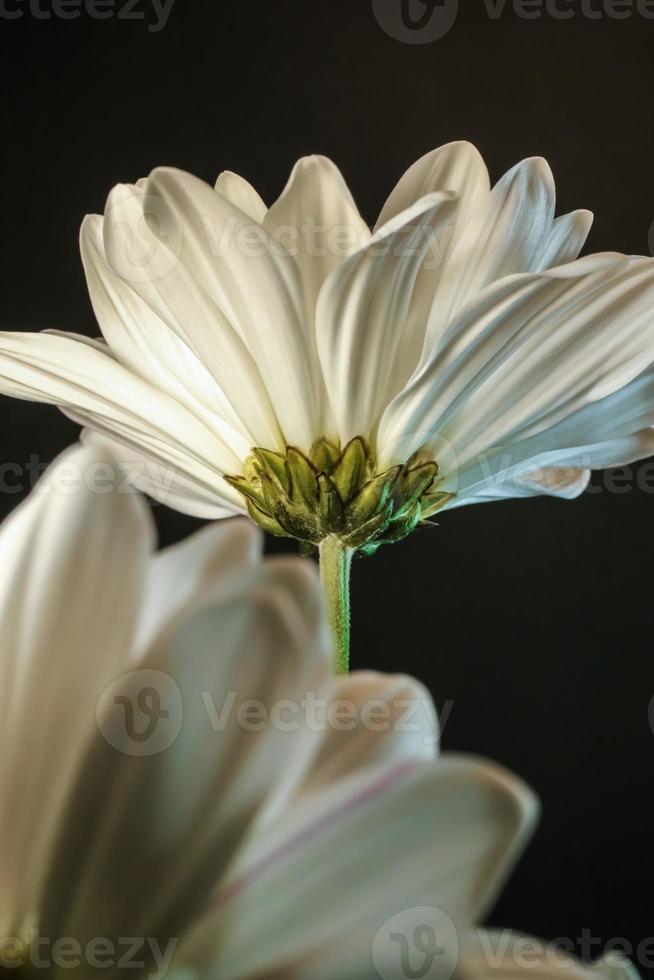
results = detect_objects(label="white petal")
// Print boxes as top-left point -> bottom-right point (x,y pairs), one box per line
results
265,155 -> 370,322
134,517 -> 262,656
102,177 -> 285,450
215,170 -> 267,223
515,467 -> 591,498
0,332 -> 244,509
459,930 -> 642,980
317,192 -> 458,442
265,156 -> 370,435
420,157 -> 556,356
40,558 -> 330,973
79,428 -> 244,518
372,144 -> 492,383
378,255 -> 654,470
81,214 -> 252,460
299,672 -> 438,792
139,167 -> 318,447
446,365 -> 654,506
0,443 -> 153,936
444,467 -> 592,509
258,671 -> 439,827
186,755 -> 537,980
375,140 -> 490,230
45,328 -> 113,353
534,209 -> 593,270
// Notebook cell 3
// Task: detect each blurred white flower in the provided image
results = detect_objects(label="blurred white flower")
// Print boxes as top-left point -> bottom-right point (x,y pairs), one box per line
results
1,143 -> 654,555
0,443 -> 640,980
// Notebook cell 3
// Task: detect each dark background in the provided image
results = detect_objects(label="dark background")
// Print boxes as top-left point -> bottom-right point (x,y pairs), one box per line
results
1,0 -> 653,970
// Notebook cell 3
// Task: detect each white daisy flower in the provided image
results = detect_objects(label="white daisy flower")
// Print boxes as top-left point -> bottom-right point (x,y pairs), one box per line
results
0,442 -> 638,980
2,142 -> 654,667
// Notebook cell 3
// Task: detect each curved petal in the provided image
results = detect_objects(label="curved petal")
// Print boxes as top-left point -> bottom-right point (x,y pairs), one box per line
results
134,518 -> 262,656
81,214 -> 252,459
265,156 -> 370,435
0,443 -> 153,937
102,175 -> 286,450
534,209 -> 593,271
419,157 -> 557,357
378,255 -> 654,471
142,167 -> 319,447
215,171 -> 267,223
78,428 -> 244,518
184,755 -> 538,980
0,331 -> 244,511
441,364 -> 654,506
458,930 -> 642,980
317,192 -> 458,442
372,144 -> 492,383
444,467 -> 592,509
40,558 -> 330,977
265,155 -> 370,323
375,140 -> 490,230
258,671 -> 439,828
295,672 -> 439,792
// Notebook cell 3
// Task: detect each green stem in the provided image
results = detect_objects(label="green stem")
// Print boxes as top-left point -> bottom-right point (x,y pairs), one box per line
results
318,535 -> 353,674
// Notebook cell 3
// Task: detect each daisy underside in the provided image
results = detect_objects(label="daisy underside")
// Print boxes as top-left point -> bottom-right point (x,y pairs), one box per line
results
226,437 -> 453,557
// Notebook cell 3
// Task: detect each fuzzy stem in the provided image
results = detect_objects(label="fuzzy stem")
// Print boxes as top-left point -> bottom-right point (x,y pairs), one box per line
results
318,535 -> 353,674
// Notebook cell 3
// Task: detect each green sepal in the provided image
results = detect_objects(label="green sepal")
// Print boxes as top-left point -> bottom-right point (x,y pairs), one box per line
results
406,448 -> 439,470
260,472 -> 287,516
342,501 -> 394,548
309,437 -> 340,474
252,447 -> 289,492
347,466 -> 401,526
257,472 -> 321,542
245,499 -> 287,538
273,496 -> 322,543
384,500 -> 423,543
421,490 -> 455,518
359,541 -> 382,557
395,461 -> 439,516
232,441 -> 449,555
224,473 -> 267,510
332,436 -> 370,503
286,447 -> 319,509
317,472 -> 345,532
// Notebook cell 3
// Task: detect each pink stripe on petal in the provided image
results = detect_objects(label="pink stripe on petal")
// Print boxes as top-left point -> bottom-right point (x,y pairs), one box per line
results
212,757 -> 420,910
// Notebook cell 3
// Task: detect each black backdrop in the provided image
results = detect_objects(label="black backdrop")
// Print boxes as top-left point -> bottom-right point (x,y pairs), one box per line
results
1,0 -> 653,970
